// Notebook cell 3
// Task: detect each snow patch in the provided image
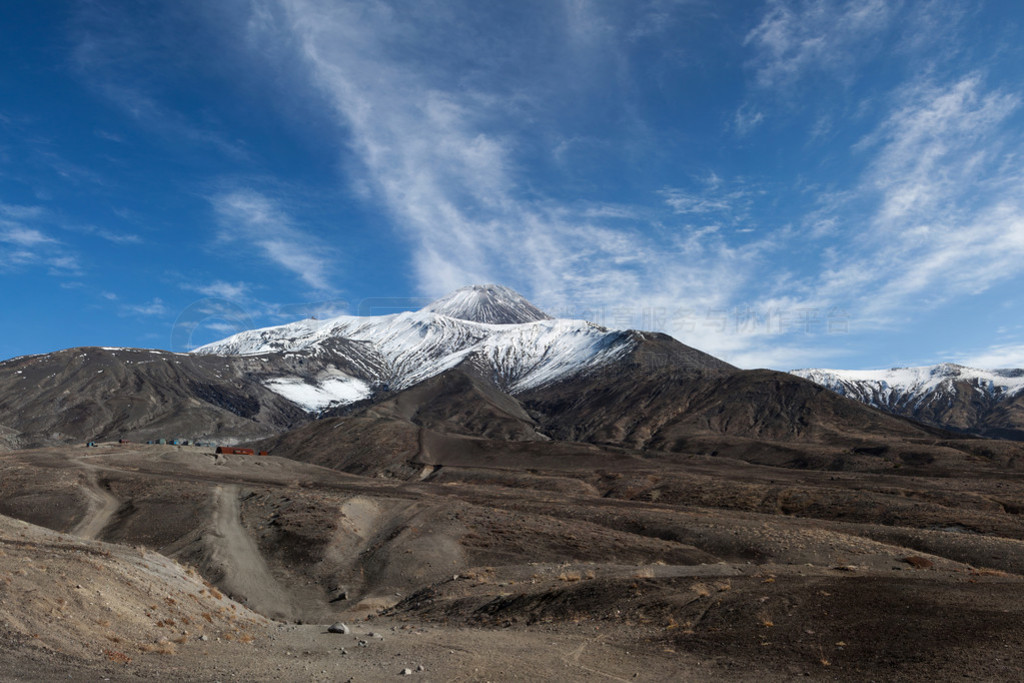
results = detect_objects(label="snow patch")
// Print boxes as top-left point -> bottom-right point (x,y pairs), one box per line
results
263,374 -> 371,412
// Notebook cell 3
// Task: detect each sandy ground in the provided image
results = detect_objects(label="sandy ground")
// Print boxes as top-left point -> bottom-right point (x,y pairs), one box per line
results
0,511 -> 713,681
4,443 -> 1024,680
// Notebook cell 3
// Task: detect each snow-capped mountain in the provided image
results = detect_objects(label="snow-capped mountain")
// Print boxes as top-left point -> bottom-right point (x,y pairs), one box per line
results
791,364 -> 1024,440
3,284 -> 993,458
193,285 -> 638,411
422,284 -> 552,324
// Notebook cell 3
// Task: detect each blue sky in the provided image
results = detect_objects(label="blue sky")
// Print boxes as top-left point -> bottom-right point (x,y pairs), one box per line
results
2,1 -> 1023,370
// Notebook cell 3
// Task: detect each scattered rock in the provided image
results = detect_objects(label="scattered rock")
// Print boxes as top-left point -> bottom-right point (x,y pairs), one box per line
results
903,555 -> 934,569
401,669 -> 413,676
327,623 -> 350,634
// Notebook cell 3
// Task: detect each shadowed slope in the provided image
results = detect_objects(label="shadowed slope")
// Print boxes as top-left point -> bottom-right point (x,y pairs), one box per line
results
0,347 -> 311,446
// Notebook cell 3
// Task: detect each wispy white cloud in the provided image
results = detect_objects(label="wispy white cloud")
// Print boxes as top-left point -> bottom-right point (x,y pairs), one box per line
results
122,298 -> 168,316
0,203 -> 45,220
94,129 -> 125,143
182,280 -> 250,300
261,298 -> 351,323
660,176 -> 762,230
47,255 -> 82,277
73,224 -> 143,245
97,84 -> 249,160
168,297 -> 257,351
210,188 -> 335,291
857,75 -> 1019,229
731,343 -> 851,372
580,204 -> 641,220
0,210 -> 81,277
0,226 -> 56,247
744,0 -> 894,89
205,321 -> 245,335
0,200 -> 141,280
733,104 -> 765,136
804,75 -> 1024,321
2,203 -> 142,247
32,150 -> 109,186
960,343 -> 1024,369
662,189 -> 740,216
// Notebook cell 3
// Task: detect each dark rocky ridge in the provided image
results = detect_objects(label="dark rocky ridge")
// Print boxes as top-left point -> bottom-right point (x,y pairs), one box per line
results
0,347 -> 312,446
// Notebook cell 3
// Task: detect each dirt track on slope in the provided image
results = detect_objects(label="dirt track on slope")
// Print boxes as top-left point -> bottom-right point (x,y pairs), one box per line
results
70,466 -> 119,540
207,484 -> 296,621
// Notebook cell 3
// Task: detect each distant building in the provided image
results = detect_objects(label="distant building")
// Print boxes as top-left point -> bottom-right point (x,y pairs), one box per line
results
216,446 -> 255,455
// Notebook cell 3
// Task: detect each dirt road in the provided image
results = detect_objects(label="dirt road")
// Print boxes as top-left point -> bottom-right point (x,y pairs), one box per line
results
208,484 -> 296,621
70,469 -> 119,540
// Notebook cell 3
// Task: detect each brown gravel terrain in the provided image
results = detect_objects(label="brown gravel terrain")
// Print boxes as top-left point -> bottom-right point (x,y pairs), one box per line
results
3,441 -> 1024,680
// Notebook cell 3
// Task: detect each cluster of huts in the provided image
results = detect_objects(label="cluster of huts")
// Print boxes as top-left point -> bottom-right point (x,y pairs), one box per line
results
85,439 -> 268,456
141,438 -> 209,447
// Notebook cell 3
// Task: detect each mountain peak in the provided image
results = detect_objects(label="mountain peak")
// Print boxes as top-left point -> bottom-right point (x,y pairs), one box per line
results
421,284 -> 553,325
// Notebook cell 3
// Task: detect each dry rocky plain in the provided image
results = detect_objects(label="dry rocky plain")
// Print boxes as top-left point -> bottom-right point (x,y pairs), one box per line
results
3,440 -> 1024,681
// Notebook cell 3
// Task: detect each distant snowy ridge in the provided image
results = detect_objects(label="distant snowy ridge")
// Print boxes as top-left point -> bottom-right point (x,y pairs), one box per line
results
193,285 -> 637,411
791,363 -> 1024,411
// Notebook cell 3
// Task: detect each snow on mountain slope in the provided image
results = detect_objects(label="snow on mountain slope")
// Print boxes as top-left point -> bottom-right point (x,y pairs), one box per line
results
791,364 -> 1024,410
193,287 -> 637,408
263,373 -> 372,412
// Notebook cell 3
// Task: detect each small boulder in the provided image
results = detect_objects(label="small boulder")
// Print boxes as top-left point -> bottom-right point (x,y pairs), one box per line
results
903,555 -> 934,569
327,623 -> 350,634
